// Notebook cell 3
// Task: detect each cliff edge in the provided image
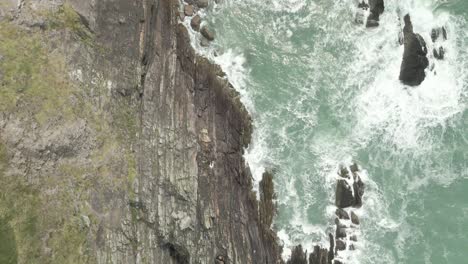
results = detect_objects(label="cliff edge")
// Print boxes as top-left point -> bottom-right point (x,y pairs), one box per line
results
0,0 -> 281,263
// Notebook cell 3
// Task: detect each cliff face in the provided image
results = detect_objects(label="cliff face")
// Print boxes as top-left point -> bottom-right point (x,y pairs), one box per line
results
0,0 -> 281,263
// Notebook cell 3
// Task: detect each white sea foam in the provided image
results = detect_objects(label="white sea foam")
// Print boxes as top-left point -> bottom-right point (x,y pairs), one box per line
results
187,0 -> 467,263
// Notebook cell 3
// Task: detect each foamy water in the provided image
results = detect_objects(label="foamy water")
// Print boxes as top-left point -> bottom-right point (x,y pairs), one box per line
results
185,0 -> 468,263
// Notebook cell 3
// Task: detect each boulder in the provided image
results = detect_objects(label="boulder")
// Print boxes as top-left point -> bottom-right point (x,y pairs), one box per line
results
335,208 -> 350,220
191,15 -> 201,31
200,37 -> 210,47
196,0 -> 209,8
335,240 -> 346,251
352,176 -> 364,208
201,26 -> 215,41
336,226 -> 347,239
184,5 -> 194,16
335,179 -> 354,208
399,14 -> 429,86
350,235 -> 357,242
350,211 -> 360,225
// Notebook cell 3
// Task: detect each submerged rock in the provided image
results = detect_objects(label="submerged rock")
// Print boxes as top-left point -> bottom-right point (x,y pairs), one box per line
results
399,14 -> 429,86
431,26 -> 448,42
196,0 -> 209,8
201,26 -> 215,41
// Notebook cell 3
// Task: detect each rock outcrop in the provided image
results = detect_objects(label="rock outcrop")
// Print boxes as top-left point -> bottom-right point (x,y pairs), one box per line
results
431,26 -> 448,60
355,0 -> 385,27
367,0 -> 385,27
399,14 -> 429,86
286,163 -> 365,264
0,0 -> 281,263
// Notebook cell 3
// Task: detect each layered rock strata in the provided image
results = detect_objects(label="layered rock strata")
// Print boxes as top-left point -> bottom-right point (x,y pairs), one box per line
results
0,0 -> 281,263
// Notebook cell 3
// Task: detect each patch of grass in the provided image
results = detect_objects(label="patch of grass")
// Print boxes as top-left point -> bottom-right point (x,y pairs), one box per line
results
0,22 -> 74,124
46,3 -> 94,47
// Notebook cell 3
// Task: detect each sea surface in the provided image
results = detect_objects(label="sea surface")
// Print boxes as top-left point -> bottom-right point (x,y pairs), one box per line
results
186,0 -> 468,263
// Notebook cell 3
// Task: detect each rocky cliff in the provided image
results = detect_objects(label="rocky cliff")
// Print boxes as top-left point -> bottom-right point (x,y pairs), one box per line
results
0,0 -> 281,263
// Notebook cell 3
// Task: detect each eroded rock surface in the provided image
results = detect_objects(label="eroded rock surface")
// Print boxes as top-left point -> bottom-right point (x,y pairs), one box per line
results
0,0 -> 281,263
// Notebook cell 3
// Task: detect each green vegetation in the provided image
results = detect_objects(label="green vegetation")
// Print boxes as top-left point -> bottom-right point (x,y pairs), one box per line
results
0,22 -> 73,123
0,3 -> 140,262
46,3 -> 94,47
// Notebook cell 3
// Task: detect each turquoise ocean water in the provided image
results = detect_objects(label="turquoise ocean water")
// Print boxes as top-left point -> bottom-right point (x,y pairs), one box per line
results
187,0 -> 468,263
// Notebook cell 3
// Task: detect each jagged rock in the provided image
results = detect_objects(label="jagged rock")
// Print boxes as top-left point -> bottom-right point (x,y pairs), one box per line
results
352,175 -> 364,208
184,4 -> 194,16
336,208 -> 350,220
201,26 -> 215,41
355,2 -> 369,24
336,226 -> 347,238
287,245 -> 308,264
350,163 -> 359,173
433,46 -> 445,60
328,233 -> 335,261
191,15 -> 201,31
335,240 -> 346,251
366,0 -> 385,28
335,179 -> 354,208
349,244 -> 356,250
431,27 -> 448,42
309,245 -> 328,264
196,0 -> 209,8
350,235 -> 357,242
335,218 -> 347,229
399,14 -> 429,86
339,165 -> 350,178
350,211 -> 360,225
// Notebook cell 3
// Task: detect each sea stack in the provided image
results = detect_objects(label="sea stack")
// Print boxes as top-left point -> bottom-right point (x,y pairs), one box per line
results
399,14 -> 429,86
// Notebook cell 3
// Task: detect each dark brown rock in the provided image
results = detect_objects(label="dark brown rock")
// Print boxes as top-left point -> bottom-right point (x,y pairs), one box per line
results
353,175 -> 365,208
184,4 -> 194,16
350,235 -> 357,242
191,15 -> 201,31
196,0 -> 209,8
201,26 -> 215,41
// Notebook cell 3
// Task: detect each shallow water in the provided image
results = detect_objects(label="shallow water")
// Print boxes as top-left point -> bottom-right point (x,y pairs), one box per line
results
196,0 -> 468,263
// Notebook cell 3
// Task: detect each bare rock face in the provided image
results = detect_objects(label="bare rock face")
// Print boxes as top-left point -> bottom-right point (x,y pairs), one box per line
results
399,14 -> 429,86
0,0 -> 282,263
